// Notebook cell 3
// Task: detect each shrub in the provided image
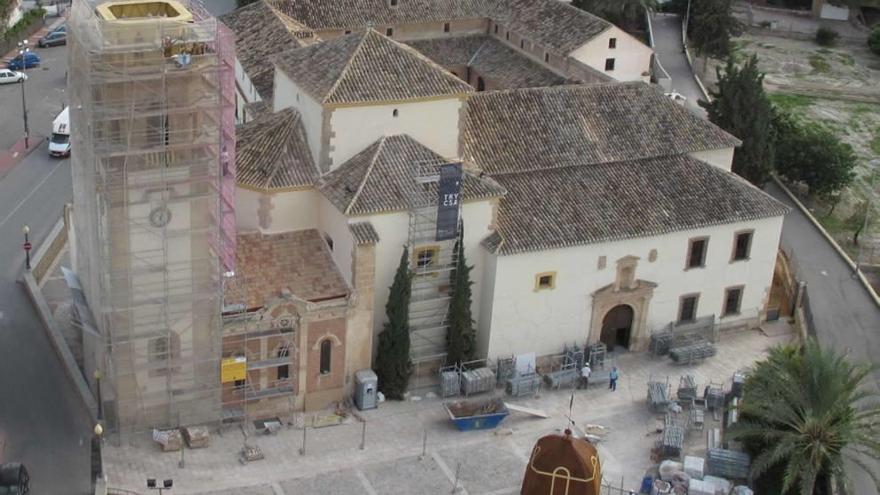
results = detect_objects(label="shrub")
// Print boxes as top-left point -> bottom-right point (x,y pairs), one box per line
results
815,27 -> 840,46
758,20 -> 773,28
869,27 -> 880,56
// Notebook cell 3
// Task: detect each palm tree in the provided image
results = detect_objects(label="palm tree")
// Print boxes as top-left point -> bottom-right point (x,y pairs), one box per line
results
728,340 -> 880,495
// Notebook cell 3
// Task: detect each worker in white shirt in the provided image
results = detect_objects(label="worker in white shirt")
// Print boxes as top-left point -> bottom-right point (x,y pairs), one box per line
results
580,363 -> 591,389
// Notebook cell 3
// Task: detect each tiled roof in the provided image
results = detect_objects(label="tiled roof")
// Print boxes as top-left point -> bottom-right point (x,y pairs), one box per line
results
243,100 -> 270,121
219,0 -> 311,101
349,222 -> 381,245
495,0 -> 611,54
406,36 -> 569,89
235,108 -> 318,190
319,134 -> 505,215
271,0 -> 612,54
273,0 -> 491,30
463,83 -> 741,175
234,229 -> 350,307
487,155 -> 789,255
274,29 -> 472,105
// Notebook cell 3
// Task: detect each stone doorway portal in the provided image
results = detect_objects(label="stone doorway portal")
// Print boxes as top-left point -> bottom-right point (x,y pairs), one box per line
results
600,304 -> 634,350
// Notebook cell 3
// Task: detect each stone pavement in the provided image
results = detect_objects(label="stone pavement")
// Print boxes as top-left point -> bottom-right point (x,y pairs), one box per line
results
103,325 -> 793,495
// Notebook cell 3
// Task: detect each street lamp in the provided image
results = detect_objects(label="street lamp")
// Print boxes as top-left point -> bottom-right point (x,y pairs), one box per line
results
147,478 -> 173,494
22,225 -> 31,270
17,39 -> 30,149
94,370 -> 103,421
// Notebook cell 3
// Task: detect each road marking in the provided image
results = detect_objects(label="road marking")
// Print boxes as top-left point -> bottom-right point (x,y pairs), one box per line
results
431,450 -> 470,495
0,158 -> 66,230
354,468 -> 379,495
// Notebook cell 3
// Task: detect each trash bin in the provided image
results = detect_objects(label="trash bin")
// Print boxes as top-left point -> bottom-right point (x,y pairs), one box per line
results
354,369 -> 378,411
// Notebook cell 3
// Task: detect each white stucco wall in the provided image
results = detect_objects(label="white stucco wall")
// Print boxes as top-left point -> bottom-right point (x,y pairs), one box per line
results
328,98 -> 464,170
569,25 -> 653,82
820,3 -> 849,20
360,200 -> 495,346
273,71 -> 326,166
234,58 -> 261,123
318,195 -> 357,284
480,215 -> 784,360
689,147 -> 735,172
235,187 -> 320,233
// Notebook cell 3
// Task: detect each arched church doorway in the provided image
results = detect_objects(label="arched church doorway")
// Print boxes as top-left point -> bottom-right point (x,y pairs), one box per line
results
600,304 -> 634,350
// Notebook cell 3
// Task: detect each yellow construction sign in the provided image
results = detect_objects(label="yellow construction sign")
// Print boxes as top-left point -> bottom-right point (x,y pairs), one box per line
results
221,356 -> 247,383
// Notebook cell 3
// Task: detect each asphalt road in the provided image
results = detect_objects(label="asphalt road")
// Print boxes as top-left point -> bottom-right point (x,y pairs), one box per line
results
650,13 -> 708,117
767,182 -> 880,495
0,42 -> 68,150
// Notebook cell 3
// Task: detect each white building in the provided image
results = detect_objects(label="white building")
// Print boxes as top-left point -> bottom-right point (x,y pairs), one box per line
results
226,26 -> 788,376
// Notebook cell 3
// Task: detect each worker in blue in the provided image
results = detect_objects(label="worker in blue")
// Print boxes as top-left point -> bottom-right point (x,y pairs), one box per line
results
609,367 -> 619,391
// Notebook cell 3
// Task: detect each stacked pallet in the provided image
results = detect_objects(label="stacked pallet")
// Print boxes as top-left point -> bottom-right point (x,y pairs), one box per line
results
647,381 -> 669,413
461,367 -> 495,396
670,341 -> 717,365
677,375 -> 697,401
507,372 -> 541,397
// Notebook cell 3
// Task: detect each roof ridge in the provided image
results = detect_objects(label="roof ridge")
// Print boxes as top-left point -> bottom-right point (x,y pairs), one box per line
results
467,37 -> 490,66
344,136 -> 387,215
389,34 -> 476,89
261,111 -> 297,188
324,30 -> 372,104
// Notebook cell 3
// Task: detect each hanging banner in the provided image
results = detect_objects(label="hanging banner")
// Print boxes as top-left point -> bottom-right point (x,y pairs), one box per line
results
436,162 -> 463,241
221,356 -> 247,383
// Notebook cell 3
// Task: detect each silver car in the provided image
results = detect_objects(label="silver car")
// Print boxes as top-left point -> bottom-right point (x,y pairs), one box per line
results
0,69 -> 27,84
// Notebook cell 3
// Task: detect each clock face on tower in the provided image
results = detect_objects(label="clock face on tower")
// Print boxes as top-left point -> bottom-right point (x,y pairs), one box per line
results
149,206 -> 172,228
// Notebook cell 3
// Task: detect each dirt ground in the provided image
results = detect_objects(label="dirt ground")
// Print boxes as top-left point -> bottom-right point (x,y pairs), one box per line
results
702,31 -> 880,261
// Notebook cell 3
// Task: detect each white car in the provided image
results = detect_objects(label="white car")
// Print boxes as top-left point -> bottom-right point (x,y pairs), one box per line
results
665,92 -> 687,106
0,69 -> 27,84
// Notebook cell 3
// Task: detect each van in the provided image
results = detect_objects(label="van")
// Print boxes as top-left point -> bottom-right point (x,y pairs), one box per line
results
49,107 -> 70,157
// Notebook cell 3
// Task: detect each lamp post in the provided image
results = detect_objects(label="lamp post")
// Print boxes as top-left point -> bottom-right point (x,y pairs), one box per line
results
17,40 -> 30,149
22,225 -> 31,270
93,423 -> 104,480
94,370 -> 103,421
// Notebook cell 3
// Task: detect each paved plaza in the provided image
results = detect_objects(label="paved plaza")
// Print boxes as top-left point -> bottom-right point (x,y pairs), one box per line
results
103,325 -> 793,494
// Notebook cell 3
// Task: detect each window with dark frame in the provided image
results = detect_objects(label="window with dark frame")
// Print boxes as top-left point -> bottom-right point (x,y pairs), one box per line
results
520,39 -> 524,49
390,0 -> 398,5
416,247 -> 437,269
444,22 -> 450,33
506,31 -> 510,41
604,58 -> 615,71
386,27 -> 393,37
319,340 -> 332,375
608,37 -> 617,49
234,378 -> 246,389
538,274 -> 553,288
732,231 -> 753,261
494,24 -> 499,34
687,238 -> 708,269
276,345 -> 290,381
544,52 -> 550,63
723,287 -> 743,316
679,294 -> 699,322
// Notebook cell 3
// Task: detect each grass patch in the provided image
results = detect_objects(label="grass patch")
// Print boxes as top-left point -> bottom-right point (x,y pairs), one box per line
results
837,53 -> 855,66
809,54 -> 831,73
817,48 -> 833,54
768,92 -> 816,112
871,129 -> 880,155
852,104 -> 877,115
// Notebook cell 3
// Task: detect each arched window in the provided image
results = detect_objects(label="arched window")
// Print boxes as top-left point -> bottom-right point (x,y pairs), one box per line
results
392,109 -> 399,117
277,344 -> 290,381
319,340 -> 332,375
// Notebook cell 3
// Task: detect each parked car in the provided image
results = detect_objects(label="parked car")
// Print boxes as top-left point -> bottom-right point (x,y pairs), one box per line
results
51,24 -> 67,35
7,52 -> 40,71
0,69 -> 27,84
38,31 -> 66,47
664,92 -> 687,106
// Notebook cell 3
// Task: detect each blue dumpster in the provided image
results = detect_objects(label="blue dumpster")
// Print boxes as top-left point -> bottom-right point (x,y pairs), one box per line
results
445,398 -> 509,431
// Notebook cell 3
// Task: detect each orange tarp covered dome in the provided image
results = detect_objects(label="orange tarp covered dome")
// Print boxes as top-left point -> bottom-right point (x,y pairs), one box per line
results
521,429 -> 602,495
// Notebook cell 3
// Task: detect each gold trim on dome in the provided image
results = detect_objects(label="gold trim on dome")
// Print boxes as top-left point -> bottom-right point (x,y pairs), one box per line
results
526,445 -> 601,495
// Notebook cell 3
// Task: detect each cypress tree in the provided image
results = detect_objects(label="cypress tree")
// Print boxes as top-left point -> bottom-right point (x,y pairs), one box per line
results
701,55 -> 775,185
374,247 -> 413,399
445,225 -> 476,366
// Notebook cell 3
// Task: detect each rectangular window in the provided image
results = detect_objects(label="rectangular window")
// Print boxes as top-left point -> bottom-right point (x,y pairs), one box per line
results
686,237 -> 708,269
723,286 -> 744,316
534,271 -> 556,291
506,31 -> 510,41
608,37 -> 617,49
234,378 -> 246,389
679,294 -> 699,323
494,24 -> 499,34
520,39 -> 524,49
544,52 -> 550,63
414,246 -> 439,271
386,27 -> 393,37
390,0 -> 398,5
444,22 -> 450,33
732,231 -> 753,261
604,58 -> 615,71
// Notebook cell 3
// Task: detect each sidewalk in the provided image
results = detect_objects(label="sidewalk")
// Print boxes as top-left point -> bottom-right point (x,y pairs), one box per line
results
103,326 -> 793,494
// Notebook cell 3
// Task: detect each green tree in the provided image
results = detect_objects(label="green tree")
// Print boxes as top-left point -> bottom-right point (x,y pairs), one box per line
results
730,340 -> 880,494
869,27 -> 880,56
445,226 -> 476,366
846,200 -> 869,246
571,0 -> 656,30
690,0 -> 742,73
773,111 -> 856,198
702,55 -> 775,184
374,247 -> 413,400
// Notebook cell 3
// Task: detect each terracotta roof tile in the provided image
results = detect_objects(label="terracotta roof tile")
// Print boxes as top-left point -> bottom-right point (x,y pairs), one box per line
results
488,155 -> 788,255
234,229 -> 350,306
406,35 -> 569,89
496,0 -> 611,54
463,83 -> 741,175
220,0 -> 311,101
319,134 -> 505,215
349,222 -> 381,245
235,108 -> 318,190
274,29 -> 472,105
